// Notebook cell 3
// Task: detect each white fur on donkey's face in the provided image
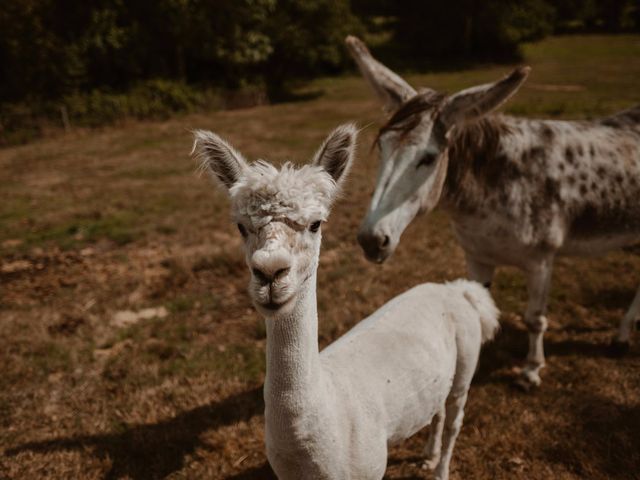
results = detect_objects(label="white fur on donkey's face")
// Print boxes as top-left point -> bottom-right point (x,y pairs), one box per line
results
192,124 -> 357,316
361,113 -> 449,263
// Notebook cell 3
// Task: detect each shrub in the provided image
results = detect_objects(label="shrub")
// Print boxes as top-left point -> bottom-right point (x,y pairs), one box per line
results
0,80 -> 221,144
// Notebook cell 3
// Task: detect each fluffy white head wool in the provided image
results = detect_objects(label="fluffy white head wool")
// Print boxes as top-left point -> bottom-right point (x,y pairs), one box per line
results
230,161 -> 337,228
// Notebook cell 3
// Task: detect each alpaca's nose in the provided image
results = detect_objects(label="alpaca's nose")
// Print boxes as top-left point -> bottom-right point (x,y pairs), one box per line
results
251,250 -> 292,285
252,266 -> 291,285
357,229 -> 391,263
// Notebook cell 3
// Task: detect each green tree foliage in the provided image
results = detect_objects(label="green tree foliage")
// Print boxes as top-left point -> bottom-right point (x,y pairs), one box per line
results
554,0 -> 639,31
390,0 -> 554,62
264,0 -> 363,96
1,0 -> 638,144
0,0 -> 361,103
354,0 -> 638,64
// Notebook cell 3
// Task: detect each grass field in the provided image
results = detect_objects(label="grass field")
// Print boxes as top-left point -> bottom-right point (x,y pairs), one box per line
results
1,34 -> 640,479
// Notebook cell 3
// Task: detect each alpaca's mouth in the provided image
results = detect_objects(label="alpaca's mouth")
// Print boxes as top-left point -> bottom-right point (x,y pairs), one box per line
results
253,272 -> 314,313
256,295 -> 294,312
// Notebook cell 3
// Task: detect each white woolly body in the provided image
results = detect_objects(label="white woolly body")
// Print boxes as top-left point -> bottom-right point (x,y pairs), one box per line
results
264,278 -> 498,480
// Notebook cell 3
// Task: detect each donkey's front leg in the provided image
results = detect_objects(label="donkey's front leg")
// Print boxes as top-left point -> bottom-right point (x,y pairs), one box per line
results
518,258 -> 553,389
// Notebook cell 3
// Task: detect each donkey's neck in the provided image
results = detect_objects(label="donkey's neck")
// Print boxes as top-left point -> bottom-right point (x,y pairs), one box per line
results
263,269 -> 325,425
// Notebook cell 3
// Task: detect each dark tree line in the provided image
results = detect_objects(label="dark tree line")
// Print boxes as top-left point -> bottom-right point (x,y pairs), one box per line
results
0,0 -> 637,112
354,0 -> 639,63
0,0 -> 361,103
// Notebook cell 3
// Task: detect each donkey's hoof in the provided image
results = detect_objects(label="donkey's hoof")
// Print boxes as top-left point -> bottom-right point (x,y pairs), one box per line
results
420,458 -> 440,472
513,370 -> 541,391
607,339 -> 630,357
421,457 -> 440,471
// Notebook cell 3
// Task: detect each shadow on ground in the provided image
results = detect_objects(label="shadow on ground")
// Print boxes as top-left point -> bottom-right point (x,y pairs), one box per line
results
226,463 -> 277,479
581,284 -> 636,311
6,386 -> 267,480
542,392 -> 640,479
472,315 -> 640,387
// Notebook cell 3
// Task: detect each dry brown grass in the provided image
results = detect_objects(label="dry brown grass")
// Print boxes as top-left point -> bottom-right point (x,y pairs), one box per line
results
1,35 -> 640,480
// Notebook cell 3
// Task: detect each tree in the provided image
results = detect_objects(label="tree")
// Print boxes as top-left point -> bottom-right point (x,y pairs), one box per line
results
392,0 -> 554,63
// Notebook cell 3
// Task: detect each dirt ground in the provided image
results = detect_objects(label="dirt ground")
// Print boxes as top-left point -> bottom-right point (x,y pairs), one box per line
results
1,35 -> 640,479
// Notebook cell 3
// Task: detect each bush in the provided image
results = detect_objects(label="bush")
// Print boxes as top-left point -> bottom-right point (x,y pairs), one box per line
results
0,80 -> 221,144
63,80 -> 219,126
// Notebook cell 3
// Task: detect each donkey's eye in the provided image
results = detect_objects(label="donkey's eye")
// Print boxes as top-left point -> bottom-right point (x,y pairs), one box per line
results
416,153 -> 437,169
237,223 -> 248,238
309,221 -> 322,233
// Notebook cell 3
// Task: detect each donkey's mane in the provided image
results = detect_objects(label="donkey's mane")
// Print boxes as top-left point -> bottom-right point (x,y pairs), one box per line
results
375,90 -> 446,143
600,104 -> 640,129
445,116 -> 513,199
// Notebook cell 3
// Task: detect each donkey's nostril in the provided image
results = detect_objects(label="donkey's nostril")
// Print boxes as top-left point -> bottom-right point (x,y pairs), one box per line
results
358,230 -> 387,259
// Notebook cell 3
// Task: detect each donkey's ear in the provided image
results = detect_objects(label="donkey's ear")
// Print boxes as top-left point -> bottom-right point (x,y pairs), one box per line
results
312,123 -> 358,189
192,130 -> 248,191
439,66 -> 531,128
345,36 -> 417,113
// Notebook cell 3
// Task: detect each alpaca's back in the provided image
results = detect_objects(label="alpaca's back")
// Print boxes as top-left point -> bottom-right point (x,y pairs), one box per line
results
320,281 -> 497,445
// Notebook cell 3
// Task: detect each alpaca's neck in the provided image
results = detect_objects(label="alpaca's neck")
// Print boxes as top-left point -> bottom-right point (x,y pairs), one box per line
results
263,269 -> 325,428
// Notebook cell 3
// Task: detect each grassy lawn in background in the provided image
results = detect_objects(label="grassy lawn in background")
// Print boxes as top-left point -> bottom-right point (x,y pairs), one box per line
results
1,34 -> 639,479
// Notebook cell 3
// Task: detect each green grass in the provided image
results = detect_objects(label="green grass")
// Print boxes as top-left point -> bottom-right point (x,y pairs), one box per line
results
0,192 -> 191,253
22,212 -> 138,250
26,342 -> 72,376
166,296 -> 196,314
110,165 -> 186,180
159,344 -> 265,382
311,34 -> 640,121
166,293 -> 222,315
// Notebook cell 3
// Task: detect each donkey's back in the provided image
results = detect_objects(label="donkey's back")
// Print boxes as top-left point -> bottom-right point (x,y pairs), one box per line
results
561,113 -> 640,254
512,112 -> 639,256
448,111 -> 640,263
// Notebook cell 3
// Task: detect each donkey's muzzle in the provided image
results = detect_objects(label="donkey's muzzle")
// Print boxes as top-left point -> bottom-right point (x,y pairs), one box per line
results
357,230 -> 391,264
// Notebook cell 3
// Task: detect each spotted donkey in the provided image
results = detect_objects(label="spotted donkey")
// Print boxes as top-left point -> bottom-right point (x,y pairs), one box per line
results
346,35 -> 640,388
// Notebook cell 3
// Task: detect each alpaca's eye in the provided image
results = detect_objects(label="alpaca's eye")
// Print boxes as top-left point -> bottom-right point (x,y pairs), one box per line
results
309,221 -> 321,233
416,152 -> 437,169
237,223 -> 248,238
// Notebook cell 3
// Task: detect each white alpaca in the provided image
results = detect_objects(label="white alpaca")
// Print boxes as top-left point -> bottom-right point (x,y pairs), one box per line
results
192,124 -> 500,480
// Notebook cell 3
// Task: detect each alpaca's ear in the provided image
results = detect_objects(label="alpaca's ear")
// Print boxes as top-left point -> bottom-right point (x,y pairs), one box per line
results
312,123 -> 358,189
439,66 -> 530,129
192,130 -> 248,191
345,35 -> 416,113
